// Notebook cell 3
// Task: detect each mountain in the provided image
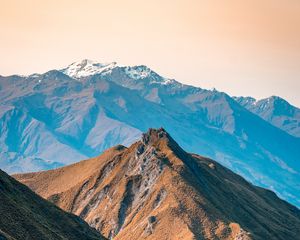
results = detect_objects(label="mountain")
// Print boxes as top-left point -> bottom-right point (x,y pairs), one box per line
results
0,169 -> 105,240
234,96 -> 300,138
1,59 -> 300,208
15,128 -> 300,240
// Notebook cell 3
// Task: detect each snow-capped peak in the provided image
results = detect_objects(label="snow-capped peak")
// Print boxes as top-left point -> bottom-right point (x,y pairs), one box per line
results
61,59 -> 117,79
60,59 -> 176,85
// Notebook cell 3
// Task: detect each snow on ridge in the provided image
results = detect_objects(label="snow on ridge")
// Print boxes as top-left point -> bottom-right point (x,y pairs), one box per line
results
124,65 -> 153,79
123,65 -> 177,85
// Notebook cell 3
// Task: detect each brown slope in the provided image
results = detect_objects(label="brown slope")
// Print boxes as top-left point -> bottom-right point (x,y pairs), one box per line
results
0,169 -> 106,240
15,128 -> 300,240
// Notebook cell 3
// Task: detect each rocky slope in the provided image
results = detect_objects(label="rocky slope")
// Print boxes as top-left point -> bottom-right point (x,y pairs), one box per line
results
234,96 -> 300,138
0,169 -> 105,240
1,60 -> 300,207
15,128 -> 300,240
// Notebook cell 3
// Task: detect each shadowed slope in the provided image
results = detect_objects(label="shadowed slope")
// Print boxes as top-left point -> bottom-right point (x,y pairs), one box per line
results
0,169 -> 106,240
15,128 -> 300,240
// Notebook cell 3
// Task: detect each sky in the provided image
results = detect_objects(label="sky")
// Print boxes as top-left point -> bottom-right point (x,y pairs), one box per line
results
1,0 -> 300,106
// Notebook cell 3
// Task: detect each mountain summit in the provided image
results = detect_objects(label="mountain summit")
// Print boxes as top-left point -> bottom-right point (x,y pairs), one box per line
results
15,128 -> 300,240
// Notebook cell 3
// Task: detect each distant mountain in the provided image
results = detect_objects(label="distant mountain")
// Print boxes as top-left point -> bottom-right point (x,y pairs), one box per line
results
0,169 -> 105,240
15,128 -> 300,240
1,59 -> 300,208
234,96 -> 300,137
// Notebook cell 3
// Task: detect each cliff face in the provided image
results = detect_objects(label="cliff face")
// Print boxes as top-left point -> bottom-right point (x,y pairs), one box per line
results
0,169 -> 106,240
15,128 -> 300,240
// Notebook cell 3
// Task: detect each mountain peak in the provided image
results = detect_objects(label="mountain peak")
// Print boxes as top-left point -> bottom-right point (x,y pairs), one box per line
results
140,128 -> 185,157
61,59 -> 117,79
268,95 -> 291,106
235,95 -> 300,137
141,127 -> 168,145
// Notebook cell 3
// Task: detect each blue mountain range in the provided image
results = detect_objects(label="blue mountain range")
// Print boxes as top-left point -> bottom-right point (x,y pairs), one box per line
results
1,59 -> 299,207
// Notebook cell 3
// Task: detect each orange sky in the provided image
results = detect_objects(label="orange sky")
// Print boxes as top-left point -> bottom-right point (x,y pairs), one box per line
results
1,0 -> 300,106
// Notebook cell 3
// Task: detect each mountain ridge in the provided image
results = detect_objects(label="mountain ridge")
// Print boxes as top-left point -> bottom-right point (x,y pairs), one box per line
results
15,128 -> 300,240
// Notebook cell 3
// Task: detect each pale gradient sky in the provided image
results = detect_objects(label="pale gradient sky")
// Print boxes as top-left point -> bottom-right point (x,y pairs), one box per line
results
1,0 -> 300,106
